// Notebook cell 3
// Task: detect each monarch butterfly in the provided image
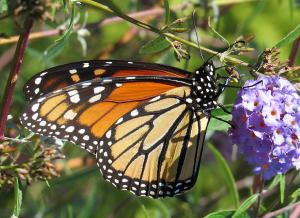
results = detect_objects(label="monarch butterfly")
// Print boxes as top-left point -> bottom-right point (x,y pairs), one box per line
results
20,60 -> 227,198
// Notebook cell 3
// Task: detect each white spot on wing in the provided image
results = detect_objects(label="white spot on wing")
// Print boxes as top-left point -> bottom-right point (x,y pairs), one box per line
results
83,63 -> 90,68
35,77 -> 42,85
126,76 -> 136,80
94,86 -> 105,94
186,98 -> 193,103
83,135 -> 90,141
40,72 -> 47,76
37,97 -> 45,103
88,94 -> 101,103
78,129 -> 85,134
106,130 -> 111,138
66,126 -> 75,132
31,103 -> 40,112
32,113 -> 38,120
70,94 -> 80,103
130,109 -> 138,117
149,96 -> 161,102
82,82 -> 91,87
68,90 -> 78,96
116,117 -> 123,124
69,69 -> 77,74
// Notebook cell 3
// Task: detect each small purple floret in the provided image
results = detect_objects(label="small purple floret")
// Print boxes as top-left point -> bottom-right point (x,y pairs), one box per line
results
229,75 -> 300,180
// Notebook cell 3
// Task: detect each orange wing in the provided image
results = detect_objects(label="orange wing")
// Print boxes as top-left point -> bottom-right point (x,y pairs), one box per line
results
21,79 -> 181,154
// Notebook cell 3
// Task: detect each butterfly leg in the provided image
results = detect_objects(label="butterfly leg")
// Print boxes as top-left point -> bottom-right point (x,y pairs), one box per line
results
217,103 -> 232,114
202,109 -> 234,128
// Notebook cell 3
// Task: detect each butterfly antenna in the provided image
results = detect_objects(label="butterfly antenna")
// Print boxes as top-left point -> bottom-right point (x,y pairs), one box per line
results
218,80 -> 262,89
192,9 -> 204,61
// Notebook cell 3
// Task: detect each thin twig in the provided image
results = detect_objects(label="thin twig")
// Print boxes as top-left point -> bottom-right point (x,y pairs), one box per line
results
263,202 -> 300,218
254,175 -> 264,217
213,0 -> 259,5
291,204 -> 300,218
288,36 -> 300,66
0,16 -> 34,139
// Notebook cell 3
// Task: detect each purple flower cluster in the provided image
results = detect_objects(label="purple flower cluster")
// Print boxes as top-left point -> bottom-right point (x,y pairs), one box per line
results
229,75 -> 300,180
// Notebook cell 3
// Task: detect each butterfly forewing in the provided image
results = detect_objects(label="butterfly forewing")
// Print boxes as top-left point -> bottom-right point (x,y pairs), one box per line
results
24,60 -> 190,101
21,79 -> 184,155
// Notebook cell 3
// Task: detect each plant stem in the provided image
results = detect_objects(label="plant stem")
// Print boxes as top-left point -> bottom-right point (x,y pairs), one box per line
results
0,16 -> 34,139
0,165 -> 20,170
253,174 -> 264,217
77,0 -> 250,67
214,0 -> 259,6
263,202 -> 300,218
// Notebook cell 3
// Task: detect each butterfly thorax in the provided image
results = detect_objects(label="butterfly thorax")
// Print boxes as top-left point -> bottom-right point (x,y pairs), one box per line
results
189,62 -> 218,111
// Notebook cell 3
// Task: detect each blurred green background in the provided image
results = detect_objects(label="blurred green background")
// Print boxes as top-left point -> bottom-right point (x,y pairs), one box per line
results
0,0 -> 299,217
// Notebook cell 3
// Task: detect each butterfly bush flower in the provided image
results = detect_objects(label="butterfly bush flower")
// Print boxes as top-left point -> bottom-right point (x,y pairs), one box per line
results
229,75 -> 300,180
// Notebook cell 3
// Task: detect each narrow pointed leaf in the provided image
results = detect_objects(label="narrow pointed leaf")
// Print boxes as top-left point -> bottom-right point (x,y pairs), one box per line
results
275,24 -> 300,48
291,188 -> 300,201
11,177 -> 22,218
268,174 -> 281,189
207,143 -> 239,208
205,210 -> 251,218
279,174 -> 286,204
232,194 -> 259,218
163,0 -> 170,24
44,6 -> 75,58
139,36 -> 171,55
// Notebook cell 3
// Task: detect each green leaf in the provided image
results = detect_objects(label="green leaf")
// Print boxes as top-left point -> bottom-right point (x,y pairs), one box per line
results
275,24 -> 300,48
44,6 -> 75,58
139,36 -> 171,55
11,177 -> 22,218
204,210 -> 234,218
208,106 -> 232,131
268,174 -> 281,189
163,0 -> 170,25
67,204 -> 74,218
279,174 -> 286,204
204,210 -> 251,218
0,0 -> 8,14
150,199 -> 171,218
207,143 -> 239,208
291,188 -> 300,201
136,200 -> 150,218
232,194 -> 259,218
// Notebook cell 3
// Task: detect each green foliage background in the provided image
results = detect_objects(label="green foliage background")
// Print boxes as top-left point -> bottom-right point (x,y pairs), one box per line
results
0,0 -> 299,217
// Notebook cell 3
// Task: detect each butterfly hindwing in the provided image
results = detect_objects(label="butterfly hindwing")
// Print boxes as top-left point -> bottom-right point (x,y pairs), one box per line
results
96,86 -> 210,198
24,60 -> 190,101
